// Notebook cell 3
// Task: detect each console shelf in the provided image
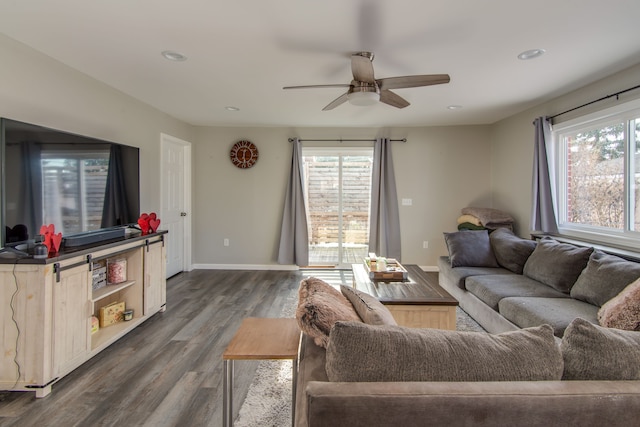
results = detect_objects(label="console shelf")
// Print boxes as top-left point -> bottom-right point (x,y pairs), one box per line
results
91,317 -> 145,351
92,280 -> 136,302
0,232 -> 167,398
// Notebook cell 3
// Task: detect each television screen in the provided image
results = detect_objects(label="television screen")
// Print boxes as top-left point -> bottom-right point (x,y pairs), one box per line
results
1,118 -> 140,247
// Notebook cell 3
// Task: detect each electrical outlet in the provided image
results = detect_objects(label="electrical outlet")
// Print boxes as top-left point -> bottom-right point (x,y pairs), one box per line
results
423,241 -> 429,249
224,238 -> 230,247
401,198 -> 413,206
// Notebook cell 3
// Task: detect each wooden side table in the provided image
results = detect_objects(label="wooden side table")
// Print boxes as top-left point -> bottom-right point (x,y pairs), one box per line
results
222,317 -> 301,427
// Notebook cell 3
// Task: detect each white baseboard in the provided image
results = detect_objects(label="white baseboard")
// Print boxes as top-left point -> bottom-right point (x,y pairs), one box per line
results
191,263 -> 299,271
191,263 -> 440,272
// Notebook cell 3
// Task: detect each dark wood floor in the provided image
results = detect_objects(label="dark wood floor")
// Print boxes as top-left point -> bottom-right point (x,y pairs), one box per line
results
0,269 -> 357,427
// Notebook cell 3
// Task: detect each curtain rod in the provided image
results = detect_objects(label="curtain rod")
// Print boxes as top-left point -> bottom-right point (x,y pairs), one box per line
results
288,138 -> 407,143
548,83 -> 640,121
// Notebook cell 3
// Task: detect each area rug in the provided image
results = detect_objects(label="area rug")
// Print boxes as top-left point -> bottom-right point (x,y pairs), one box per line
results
234,286 -> 484,427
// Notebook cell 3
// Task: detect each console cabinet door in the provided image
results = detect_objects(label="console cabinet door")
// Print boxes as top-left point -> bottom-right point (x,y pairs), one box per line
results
144,238 -> 166,315
52,263 -> 91,377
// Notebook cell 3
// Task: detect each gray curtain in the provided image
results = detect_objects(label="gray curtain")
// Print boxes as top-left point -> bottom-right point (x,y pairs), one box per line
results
102,144 -> 130,227
531,117 -> 559,234
18,141 -> 43,240
368,138 -> 402,260
278,138 -> 309,266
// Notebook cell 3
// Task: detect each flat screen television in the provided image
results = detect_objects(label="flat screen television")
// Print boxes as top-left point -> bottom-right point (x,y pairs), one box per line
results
1,118 -> 140,248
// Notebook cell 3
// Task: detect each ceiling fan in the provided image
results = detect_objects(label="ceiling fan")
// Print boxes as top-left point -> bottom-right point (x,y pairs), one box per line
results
283,52 -> 450,110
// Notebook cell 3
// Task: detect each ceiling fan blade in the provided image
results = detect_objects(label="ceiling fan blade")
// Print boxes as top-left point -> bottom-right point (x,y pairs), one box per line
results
351,53 -> 375,83
322,92 -> 349,110
378,74 -> 450,91
380,90 -> 410,109
283,84 -> 351,90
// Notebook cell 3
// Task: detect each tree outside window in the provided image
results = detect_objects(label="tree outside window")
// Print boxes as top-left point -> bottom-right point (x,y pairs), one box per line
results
555,102 -> 640,247
565,122 -> 625,229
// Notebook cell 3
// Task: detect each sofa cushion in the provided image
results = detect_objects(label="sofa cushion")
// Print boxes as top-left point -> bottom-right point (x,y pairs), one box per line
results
498,296 -> 599,337
340,285 -> 397,326
598,278 -> 640,331
437,256 -> 513,290
570,250 -> 640,307
522,238 -> 593,294
296,277 -> 361,348
465,274 -> 568,311
561,317 -> 640,380
325,322 -> 563,382
489,228 -> 537,274
443,230 -> 499,268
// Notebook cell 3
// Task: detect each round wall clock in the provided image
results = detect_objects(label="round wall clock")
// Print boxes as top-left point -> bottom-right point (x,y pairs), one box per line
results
230,140 -> 259,169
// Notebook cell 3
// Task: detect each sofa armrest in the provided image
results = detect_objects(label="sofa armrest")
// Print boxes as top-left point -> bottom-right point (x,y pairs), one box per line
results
297,380 -> 640,427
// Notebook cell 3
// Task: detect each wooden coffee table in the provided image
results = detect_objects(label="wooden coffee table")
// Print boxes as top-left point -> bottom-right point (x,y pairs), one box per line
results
352,264 -> 458,329
222,317 -> 301,427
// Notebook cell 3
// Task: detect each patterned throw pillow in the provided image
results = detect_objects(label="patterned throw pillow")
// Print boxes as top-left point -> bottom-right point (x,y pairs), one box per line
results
598,278 -> 640,330
295,277 -> 361,348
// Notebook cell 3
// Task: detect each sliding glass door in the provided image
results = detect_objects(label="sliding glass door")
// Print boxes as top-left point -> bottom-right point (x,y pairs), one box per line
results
302,147 -> 373,268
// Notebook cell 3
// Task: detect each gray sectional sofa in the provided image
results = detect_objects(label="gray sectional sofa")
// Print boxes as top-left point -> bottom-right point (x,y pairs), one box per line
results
438,229 -> 640,337
294,266 -> 640,427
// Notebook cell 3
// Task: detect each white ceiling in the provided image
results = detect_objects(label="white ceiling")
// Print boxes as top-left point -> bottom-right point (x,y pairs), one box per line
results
1,0 -> 639,128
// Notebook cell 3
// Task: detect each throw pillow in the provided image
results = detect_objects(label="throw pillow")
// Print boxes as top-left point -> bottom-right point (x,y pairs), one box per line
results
443,230 -> 499,268
489,228 -> 537,274
561,317 -> 640,380
598,278 -> 640,330
570,250 -> 640,307
522,238 -> 593,294
340,285 -> 397,326
296,277 -> 361,348
325,322 -> 563,382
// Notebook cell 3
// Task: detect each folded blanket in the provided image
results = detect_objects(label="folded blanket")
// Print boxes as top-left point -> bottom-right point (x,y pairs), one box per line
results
458,222 -> 486,231
485,222 -> 514,232
461,207 -> 514,226
456,214 -> 482,226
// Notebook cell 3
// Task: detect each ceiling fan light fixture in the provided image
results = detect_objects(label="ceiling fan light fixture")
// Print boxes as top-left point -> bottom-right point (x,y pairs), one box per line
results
348,91 -> 380,106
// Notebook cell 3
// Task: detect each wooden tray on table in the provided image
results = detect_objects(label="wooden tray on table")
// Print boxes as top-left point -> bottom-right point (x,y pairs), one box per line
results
364,258 -> 408,281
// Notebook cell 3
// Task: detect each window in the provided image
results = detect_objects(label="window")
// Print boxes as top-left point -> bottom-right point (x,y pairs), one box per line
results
553,99 -> 640,247
41,149 -> 110,235
302,147 -> 373,267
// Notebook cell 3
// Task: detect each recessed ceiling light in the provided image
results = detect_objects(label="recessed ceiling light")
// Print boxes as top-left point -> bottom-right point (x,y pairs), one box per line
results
447,105 -> 463,110
161,50 -> 187,62
517,49 -> 546,60
225,106 -> 240,111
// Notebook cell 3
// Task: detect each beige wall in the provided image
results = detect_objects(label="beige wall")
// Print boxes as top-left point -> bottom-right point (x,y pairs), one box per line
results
490,63 -> 640,237
3,32 -> 637,270
0,34 -> 194,216
191,126 -> 492,268
1,33 -> 492,269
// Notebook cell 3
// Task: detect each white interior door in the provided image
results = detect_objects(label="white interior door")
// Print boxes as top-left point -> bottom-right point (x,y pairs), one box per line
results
160,133 -> 192,278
